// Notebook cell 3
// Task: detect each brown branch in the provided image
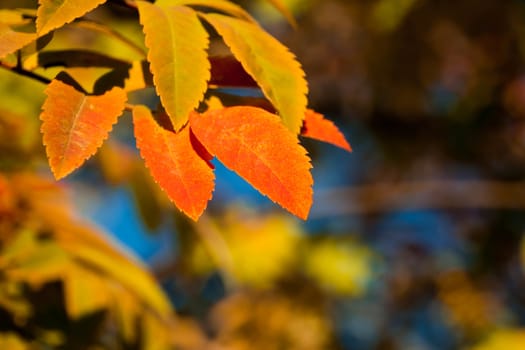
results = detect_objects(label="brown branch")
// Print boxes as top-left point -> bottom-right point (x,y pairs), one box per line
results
311,179 -> 525,217
0,60 -> 51,85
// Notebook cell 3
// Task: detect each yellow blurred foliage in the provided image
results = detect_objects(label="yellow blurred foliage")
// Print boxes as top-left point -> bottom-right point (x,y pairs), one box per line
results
208,291 -> 333,350
190,210 -> 302,288
0,173 -> 176,349
437,270 -> 501,337
304,238 -> 375,296
371,0 -> 419,33
469,329 -> 525,350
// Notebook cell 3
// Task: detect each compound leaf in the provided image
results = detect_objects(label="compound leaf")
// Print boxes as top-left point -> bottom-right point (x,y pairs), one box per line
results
301,109 -> 351,151
36,0 -> 106,35
133,105 -> 215,221
40,79 -> 127,179
190,106 -> 313,219
203,13 -> 308,134
137,1 -> 210,131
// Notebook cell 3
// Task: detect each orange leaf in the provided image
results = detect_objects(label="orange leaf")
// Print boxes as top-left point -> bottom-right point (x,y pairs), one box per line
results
133,105 -> 214,221
190,106 -> 313,219
301,110 -> 351,152
40,79 -> 127,179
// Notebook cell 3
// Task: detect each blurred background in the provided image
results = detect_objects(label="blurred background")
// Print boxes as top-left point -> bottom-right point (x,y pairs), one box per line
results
3,0 -> 525,349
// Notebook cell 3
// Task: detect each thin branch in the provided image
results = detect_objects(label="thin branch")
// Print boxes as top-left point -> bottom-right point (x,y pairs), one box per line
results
0,60 -> 51,85
311,179 -> 525,217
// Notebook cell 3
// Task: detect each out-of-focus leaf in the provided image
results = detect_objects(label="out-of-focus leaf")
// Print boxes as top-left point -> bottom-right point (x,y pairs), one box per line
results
190,106 -> 313,219
264,0 -> 297,27
301,109 -> 351,151
209,291 -> 333,350
97,140 -> 136,185
36,0 -> 106,35
0,173 -> 176,347
40,79 -> 127,179
202,13 -> 308,133
304,238 -> 374,296
63,265 -> 111,319
137,1 -> 210,131
370,0 -> 418,33
0,333 -> 29,350
0,23 -> 36,59
0,10 -> 30,26
190,212 -> 302,288
133,105 -> 215,221
469,329 -> 525,350
129,165 -> 165,231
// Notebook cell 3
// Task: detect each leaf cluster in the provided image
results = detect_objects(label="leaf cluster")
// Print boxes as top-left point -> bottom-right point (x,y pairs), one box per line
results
0,0 -> 350,221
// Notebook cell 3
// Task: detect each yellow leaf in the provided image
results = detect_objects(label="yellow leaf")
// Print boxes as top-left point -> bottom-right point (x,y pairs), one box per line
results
304,239 -> 374,296
470,329 -> 525,350
0,23 -> 36,59
137,1 -> 210,130
0,333 -> 29,350
202,13 -> 308,134
36,0 -> 106,35
64,265 -> 111,319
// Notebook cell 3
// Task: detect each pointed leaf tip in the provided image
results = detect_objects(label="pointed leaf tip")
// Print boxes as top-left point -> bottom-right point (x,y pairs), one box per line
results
40,79 -> 127,179
203,13 -> 308,134
190,106 -> 313,219
137,2 -> 210,131
301,110 -> 352,151
133,106 -> 215,221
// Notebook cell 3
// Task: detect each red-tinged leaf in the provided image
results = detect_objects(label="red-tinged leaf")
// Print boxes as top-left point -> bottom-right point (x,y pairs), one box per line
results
137,1 -> 210,131
36,0 -> 106,35
209,55 -> 257,87
0,23 -> 37,59
202,13 -> 308,134
190,106 -> 313,219
133,105 -> 214,221
40,79 -> 127,179
301,110 -> 352,152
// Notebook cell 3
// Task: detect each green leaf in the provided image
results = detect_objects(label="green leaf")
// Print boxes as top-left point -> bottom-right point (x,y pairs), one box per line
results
36,0 -> 107,35
137,1 -> 210,130
203,13 -> 308,134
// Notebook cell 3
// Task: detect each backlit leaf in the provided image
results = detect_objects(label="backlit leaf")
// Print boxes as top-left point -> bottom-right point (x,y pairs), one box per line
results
36,0 -> 106,35
0,23 -> 36,59
301,109 -> 351,151
133,105 -> 215,221
190,106 -> 313,219
203,13 -> 308,134
137,1 -> 210,131
40,79 -> 127,179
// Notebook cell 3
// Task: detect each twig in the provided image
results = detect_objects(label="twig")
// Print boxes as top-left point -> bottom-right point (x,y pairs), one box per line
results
311,179 -> 525,217
0,60 -> 51,85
